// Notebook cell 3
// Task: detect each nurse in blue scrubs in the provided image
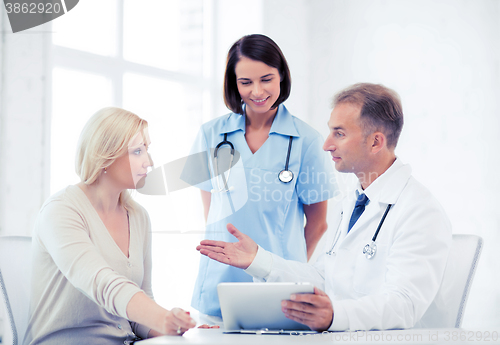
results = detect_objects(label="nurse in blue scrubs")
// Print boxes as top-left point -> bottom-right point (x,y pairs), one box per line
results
190,34 -> 336,319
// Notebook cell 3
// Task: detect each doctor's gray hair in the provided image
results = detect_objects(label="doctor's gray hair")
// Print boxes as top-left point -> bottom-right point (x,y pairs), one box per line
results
333,83 -> 404,148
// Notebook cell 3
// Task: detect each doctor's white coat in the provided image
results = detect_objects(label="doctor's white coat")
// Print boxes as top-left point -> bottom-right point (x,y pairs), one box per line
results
245,159 -> 452,331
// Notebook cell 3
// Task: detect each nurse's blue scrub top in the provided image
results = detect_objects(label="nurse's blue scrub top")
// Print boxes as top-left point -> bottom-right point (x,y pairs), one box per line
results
190,104 -> 336,316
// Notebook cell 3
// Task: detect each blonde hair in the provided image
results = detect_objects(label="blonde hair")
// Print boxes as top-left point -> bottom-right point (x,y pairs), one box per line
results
75,107 -> 149,209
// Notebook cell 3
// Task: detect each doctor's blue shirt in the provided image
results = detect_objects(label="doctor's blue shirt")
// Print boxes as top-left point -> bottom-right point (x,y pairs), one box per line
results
188,104 -> 336,316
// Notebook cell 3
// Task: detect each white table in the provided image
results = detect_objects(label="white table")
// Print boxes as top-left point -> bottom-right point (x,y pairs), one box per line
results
136,328 -> 500,345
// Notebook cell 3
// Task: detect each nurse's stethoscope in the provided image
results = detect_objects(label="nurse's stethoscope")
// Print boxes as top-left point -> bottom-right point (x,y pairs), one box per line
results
211,133 -> 235,193
326,203 -> 393,259
211,133 -> 294,193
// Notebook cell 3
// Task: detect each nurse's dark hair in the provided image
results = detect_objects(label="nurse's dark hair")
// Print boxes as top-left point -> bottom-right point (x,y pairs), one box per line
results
332,83 -> 404,149
223,34 -> 291,115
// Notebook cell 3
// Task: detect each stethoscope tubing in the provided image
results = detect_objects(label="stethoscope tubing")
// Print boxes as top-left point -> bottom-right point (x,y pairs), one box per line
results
213,133 -> 234,193
326,203 -> 393,259
284,136 -> 293,171
213,133 -> 294,192
214,133 -> 234,157
326,212 -> 343,255
371,204 -> 393,242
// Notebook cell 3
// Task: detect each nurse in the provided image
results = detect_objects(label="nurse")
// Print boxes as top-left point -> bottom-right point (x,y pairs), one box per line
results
189,34 -> 336,319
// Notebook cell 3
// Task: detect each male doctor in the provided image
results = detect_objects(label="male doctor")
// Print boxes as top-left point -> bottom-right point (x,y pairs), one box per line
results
196,83 -> 452,331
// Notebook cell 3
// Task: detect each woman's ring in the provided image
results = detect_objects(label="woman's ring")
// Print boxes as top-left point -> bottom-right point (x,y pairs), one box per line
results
177,326 -> 182,334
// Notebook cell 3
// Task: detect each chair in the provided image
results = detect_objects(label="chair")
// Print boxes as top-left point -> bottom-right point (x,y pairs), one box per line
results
0,236 -> 32,345
418,234 -> 483,328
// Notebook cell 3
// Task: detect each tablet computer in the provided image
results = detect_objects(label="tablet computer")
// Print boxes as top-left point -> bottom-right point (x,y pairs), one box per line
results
217,282 -> 316,332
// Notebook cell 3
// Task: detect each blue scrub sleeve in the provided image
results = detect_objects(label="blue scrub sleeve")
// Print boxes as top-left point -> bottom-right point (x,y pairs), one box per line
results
296,136 -> 336,205
180,128 -> 213,192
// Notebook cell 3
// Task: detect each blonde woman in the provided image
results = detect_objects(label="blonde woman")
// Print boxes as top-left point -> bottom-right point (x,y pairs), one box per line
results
24,108 -> 196,345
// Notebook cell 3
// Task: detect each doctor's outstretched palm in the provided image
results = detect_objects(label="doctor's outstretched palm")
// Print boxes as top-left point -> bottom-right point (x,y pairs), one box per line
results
196,224 -> 258,269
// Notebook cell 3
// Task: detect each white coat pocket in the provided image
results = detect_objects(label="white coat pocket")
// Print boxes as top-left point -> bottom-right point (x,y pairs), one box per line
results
352,243 -> 389,295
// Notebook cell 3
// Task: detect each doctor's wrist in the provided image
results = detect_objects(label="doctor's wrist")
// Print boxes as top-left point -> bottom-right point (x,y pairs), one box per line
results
244,246 -> 273,279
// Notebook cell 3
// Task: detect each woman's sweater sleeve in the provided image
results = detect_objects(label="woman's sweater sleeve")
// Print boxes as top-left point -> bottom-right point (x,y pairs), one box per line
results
130,207 -> 154,339
37,200 -> 144,319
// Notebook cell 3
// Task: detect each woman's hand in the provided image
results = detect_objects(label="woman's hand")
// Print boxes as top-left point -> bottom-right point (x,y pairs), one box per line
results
128,293 -> 196,337
160,308 -> 197,336
149,310 -> 217,337
196,223 -> 258,269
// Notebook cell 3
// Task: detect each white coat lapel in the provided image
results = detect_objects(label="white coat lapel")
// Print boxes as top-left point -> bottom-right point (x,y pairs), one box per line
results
344,159 -> 412,235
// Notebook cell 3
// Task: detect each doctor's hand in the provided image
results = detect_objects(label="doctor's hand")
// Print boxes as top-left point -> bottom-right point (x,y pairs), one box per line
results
196,223 -> 258,269
281,287 -> 333,332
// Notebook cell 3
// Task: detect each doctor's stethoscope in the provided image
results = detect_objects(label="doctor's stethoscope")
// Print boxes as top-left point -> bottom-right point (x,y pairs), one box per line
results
211,133 -> 294,193
326,203 -> 393,259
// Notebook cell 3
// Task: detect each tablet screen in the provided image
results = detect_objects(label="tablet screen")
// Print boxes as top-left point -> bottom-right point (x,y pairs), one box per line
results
217,282 -> 315,331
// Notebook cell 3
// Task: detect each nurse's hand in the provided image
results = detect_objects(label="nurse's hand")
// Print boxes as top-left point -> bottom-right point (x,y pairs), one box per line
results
196,223 -> 258,269
281,287 -> 333,332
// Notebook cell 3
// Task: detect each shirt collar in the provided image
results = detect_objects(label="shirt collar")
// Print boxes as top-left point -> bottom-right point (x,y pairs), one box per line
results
269,104 -> 300,137
217,111 -> 246,135
357,157 -> 412,205
217,104 -> 300,137
354,189 -> 371,206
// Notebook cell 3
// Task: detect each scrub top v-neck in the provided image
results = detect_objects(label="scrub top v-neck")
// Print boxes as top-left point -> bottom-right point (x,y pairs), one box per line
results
188,104 -> 336,317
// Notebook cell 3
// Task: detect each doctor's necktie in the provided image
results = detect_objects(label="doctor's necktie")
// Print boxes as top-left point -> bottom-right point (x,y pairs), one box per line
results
348,192 -> 369,232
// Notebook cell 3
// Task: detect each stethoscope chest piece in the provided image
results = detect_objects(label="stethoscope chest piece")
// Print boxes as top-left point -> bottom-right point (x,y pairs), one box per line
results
278,170 -> 293,183
214,133 -> 295,187
363,241 -> 377,259
277,136 -> 294,183
361,203 -> 393,260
